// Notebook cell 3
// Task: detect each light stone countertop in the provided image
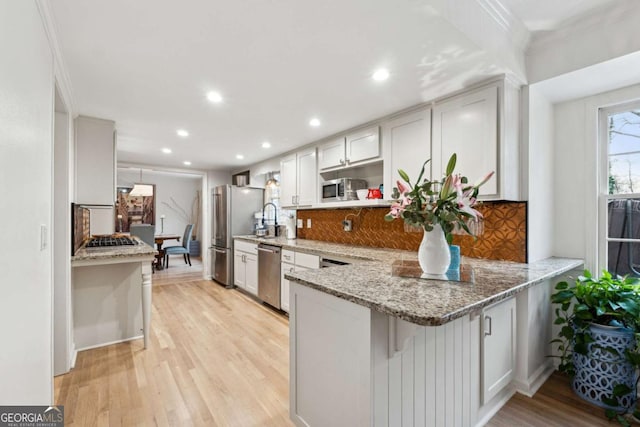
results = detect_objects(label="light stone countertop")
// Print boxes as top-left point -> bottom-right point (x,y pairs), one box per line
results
71,237 -> 156,265
234,235 -> 584,326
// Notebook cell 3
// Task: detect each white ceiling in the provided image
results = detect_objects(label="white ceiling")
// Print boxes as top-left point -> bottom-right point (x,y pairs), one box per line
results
51,0 -> 614,171
500,0 -> 617,32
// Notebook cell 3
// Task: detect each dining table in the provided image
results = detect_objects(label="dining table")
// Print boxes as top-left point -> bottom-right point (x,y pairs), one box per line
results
154,234 -> 181,270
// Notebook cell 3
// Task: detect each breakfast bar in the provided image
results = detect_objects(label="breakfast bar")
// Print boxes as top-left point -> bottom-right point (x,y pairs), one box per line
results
71,239 -> 156,350
269,238 -> 583,427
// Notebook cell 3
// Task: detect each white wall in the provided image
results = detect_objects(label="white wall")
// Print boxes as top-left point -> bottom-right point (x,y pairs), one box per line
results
118,169 -> 203,241
0,0 -> 54,404
527,0 -> 640,84
553,82 -> 640,271
525,86 -> 555,262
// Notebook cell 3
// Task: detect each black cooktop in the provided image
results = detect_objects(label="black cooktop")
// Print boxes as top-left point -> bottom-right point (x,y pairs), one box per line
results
86,236 -> 136,248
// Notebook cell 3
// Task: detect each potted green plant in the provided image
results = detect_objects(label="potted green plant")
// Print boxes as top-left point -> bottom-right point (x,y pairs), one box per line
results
551,270 -> 640,425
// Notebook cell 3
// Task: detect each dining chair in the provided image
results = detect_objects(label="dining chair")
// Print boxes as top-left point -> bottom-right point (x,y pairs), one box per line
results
130,224 -> 158,272
164,224 -> 194,268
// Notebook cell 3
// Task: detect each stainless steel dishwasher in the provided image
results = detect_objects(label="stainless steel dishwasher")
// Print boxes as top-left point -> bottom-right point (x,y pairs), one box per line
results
257,243 -> 281,309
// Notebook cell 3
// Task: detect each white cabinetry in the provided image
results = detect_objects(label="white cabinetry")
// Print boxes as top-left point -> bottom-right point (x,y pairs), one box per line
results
234,241 -> 258,295
431,79 -> 521,200
318,126 -> 380,171
481,296 -> 516,404
318,138 -> 346,170
432,86 -> 498,196
281,249 -> 319,313
383,108 -> 431,199
280,148 -> 317,208
75,116 -> 116,205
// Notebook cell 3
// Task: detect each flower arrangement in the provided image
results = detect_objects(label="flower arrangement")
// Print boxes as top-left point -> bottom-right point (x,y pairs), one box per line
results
384,153 -> 494,242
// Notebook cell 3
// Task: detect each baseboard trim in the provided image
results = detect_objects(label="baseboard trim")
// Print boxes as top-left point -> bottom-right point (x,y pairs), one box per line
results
75,335 -> 144,352
514,363 -> 555,397
70,348 -> 77,369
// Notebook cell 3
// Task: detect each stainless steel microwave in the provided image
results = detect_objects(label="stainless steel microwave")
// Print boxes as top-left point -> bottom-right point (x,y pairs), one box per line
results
321,178 -> 367,202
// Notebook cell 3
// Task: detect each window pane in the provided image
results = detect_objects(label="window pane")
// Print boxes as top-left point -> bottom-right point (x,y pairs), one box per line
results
608,199 -> 640,277
608,241 -> 640,278
608,110 -> 640,194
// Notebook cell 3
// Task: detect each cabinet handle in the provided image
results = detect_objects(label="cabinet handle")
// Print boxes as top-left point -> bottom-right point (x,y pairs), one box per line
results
484,315 -> 492,336
290,267 -> 295,273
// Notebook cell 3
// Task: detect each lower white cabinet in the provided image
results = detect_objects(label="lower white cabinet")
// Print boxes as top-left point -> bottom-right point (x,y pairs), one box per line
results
281,250 -> 319,313
234,245 -> 258,296
481,296 -> 516,404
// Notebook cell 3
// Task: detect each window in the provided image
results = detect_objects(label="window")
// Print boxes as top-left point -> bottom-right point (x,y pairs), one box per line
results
600,101 -> 640,277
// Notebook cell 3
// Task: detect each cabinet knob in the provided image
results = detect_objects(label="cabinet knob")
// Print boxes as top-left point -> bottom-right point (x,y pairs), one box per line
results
339,158 -> 345,165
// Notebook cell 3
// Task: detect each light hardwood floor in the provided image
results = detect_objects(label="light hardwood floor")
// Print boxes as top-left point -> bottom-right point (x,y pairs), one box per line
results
152,255 -> 204,286
55,279 -> 292,426
56,272 -> 622,426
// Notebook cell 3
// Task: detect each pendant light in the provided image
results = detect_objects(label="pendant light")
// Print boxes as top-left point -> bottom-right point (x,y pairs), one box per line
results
129,168 -> 154,197
265,171 -> 279,188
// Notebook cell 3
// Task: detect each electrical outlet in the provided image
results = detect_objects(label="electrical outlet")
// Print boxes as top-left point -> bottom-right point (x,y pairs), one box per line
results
342,220 -> 352,232
307,219 -> 312,228
297,219 -> 303,229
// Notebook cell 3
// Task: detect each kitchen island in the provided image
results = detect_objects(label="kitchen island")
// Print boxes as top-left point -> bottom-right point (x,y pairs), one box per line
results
71,239 -> 156,350
235,236 -> 583,427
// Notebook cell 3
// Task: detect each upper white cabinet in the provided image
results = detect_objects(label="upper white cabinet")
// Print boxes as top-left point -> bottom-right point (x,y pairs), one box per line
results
318,138 -> 346,170
281,148 -> 317,208
318,126 -> 380,171
431,79 -> 521,201
482,296 -> 516,404
75,116 -> 116,205
432,86 -> 498,197
382,108 -> 431,200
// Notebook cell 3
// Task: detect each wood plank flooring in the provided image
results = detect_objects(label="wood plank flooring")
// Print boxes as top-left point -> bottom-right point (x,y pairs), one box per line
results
55,279 -> 292,426
152,256 -> 204,286
488,372 -> 622,426
56,270 -> 626,426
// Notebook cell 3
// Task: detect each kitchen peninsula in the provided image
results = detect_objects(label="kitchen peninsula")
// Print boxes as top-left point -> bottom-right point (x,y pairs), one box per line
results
71,239 -> 156,351
235,236 -> 582,427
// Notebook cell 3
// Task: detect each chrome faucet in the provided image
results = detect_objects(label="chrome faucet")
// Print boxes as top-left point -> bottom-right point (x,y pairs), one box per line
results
261,203 -> 279,235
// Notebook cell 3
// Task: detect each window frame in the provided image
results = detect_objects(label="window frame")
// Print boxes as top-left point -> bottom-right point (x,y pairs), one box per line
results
598,100 -> 640,274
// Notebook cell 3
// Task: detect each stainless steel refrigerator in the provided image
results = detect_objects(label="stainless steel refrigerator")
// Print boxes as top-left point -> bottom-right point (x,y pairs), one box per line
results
210,185 -> 264,287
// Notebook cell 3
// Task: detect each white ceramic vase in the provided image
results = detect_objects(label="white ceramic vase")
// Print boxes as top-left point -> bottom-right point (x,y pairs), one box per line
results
418,223 -> 451,275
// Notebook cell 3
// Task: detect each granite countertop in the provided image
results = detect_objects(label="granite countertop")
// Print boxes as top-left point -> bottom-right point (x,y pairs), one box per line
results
234,235 -> 583,326
71,237 -> 156,265
234,235 -> 412,262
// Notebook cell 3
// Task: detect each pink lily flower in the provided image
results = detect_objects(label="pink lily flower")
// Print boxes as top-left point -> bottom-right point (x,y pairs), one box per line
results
397,180 -> 410,196
474,171 -> 495,188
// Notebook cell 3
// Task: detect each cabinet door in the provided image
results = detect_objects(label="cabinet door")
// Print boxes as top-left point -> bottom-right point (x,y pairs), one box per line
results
318,138 -> 345,170
482,297 -> 516,404
75,116 -> 116,205
244,253 -> 258,295
280,262 -> 294,312
233,250 -> 246,289
432,86 -> 498,197
296,148 -> 317,206
383,108 -> 431,200
346,126 -> 380,164
280,153 -> 298,207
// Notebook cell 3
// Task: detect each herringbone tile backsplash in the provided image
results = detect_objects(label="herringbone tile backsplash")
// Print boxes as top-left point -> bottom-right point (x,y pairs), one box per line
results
296,201 -> 527,263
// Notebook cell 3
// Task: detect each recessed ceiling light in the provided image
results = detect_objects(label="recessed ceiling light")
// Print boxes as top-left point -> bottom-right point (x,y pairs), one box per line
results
236,154 -> 244,160
162,148 -> 172,154
183,161 -> 192,166
309,118 -> 321,127
176,129 -> 189,137
262,141 -> 271,149
372,68 -> 390,81
207,91 -> 223,103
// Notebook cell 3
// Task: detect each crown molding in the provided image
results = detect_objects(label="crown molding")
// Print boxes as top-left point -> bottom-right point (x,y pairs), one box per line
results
476,0 -> 531,51
36,0 -> 76,116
